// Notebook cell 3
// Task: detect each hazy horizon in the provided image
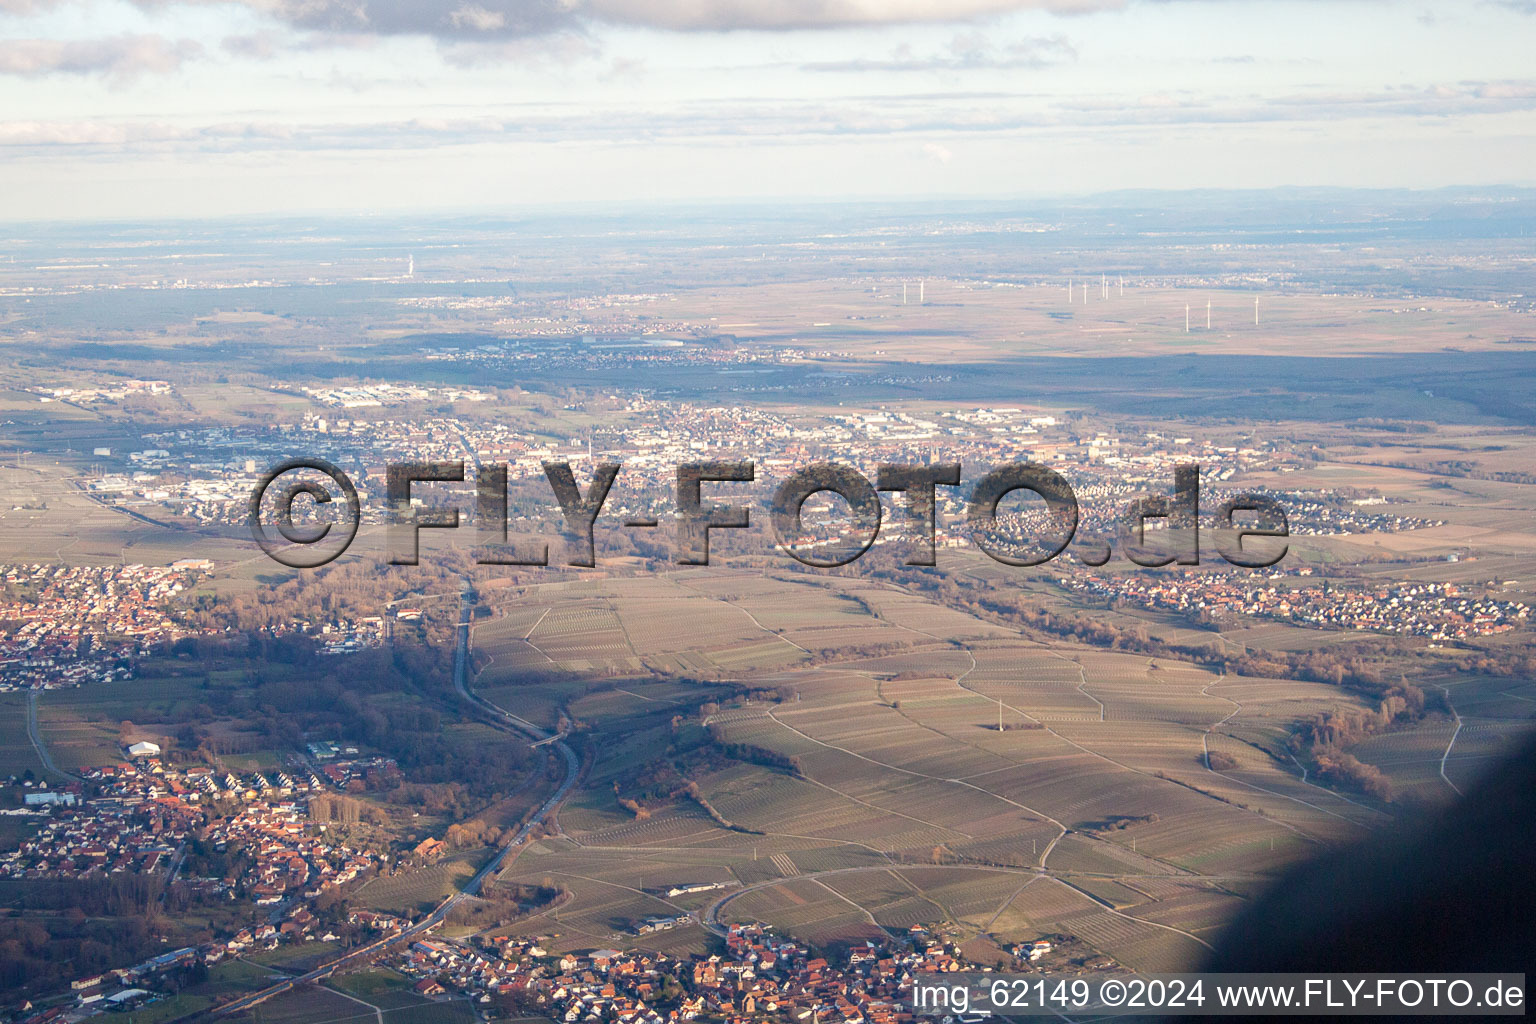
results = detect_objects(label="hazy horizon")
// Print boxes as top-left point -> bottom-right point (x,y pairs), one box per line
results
5,183 -> 1536,230
4,0 -> 1536,219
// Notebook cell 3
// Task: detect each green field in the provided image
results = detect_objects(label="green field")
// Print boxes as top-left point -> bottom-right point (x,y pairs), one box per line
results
353,851 -> 485,914
232,982 -> 478,1024
0,692 -> 49,778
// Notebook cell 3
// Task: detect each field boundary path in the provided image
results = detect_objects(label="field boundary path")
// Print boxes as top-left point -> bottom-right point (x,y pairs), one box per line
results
27,690 -> 79,783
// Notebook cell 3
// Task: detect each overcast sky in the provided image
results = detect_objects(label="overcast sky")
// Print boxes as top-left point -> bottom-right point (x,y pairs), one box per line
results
3,0 -> 1535,219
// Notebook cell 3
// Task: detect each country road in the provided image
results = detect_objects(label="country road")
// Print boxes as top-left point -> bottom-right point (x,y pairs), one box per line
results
27,689 -> 79,783
211,584 -> 579,1018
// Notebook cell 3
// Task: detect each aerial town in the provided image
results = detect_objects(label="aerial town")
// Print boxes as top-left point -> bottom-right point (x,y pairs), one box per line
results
2,184 -> 1534,1021
1062,570 -> 1529,642
382,922 -> 1094,1024
0,564 -> 209,690
78,393 -> 1441,556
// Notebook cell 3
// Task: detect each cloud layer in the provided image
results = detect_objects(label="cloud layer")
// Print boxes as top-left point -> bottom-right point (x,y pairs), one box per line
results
229,0 -> 577,38
3,0 -> 1125,48
5,0 -> 1109,80
215,0 -> 1123,36
574,0 -> 1122,31
4,78 -> 1533,157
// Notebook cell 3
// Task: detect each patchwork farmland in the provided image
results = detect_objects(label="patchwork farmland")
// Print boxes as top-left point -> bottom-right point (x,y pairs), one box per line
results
478,567 -> 1419,972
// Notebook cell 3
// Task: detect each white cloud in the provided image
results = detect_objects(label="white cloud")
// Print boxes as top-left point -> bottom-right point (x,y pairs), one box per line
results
803,33 -> 1077,72
437,29 -> 600,65
923,141 -> 953,162
449,4 -> 509,31
0,34 -> 202,81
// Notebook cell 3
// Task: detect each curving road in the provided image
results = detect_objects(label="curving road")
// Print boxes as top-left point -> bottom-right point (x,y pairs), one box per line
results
213,585 -> 578,1018
452,582 -> 582,790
